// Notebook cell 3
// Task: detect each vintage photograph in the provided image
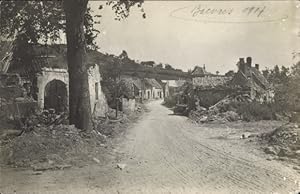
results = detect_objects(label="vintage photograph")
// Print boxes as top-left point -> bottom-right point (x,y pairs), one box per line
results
0,0 -> 300,193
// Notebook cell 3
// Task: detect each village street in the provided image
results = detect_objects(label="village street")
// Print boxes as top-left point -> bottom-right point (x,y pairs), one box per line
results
1,100 -> 300,194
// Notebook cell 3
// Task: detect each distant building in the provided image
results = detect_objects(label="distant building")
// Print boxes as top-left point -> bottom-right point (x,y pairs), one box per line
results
230,57 -> 274,103
120,75 -> 143,99
144,78 -> 164,99
191,65 -> 210,77
161,80 -> 186,97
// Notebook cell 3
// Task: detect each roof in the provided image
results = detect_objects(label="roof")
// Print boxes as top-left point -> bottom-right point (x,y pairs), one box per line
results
132,79 -> 142,90
231,66 -> 270,90
191,66 -> 210,76
144,78 -> 162,89
250,67 -> 270,89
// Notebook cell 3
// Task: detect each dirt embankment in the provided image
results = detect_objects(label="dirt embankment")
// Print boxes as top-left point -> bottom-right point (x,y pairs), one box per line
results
0,103 -> 146,171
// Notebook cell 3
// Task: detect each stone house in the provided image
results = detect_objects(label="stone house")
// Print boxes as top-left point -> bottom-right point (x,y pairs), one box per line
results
162,80 -> 186,97
144,78 -> 164,99
119,75 -> 142,99
132,79 -> 143,98
230,57 -> 274,103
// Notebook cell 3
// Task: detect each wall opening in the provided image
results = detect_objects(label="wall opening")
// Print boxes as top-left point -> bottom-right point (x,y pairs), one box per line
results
44,79 -> 68,113
95,82 -> 99,100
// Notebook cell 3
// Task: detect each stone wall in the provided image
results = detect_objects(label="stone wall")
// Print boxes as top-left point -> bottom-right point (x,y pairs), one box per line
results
194,89 -> 233,108
0,73 -> 38,119
192,76 -> 232,88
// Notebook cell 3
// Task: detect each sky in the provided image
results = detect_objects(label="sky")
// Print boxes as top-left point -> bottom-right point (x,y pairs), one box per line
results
89,1 -> 300,74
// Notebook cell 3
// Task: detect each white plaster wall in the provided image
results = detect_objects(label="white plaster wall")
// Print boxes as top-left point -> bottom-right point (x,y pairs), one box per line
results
144,89 -> 152,99
37,65 -> 109,117
87,64 -> 109,117
153,88 -> 163,99
36,68 -> 69,109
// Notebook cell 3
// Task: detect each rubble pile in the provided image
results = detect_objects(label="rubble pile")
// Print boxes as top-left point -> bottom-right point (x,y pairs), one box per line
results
0,124 -> 107,168
0,102 -> 145,170
96,103 -> 145,137
190,94 -> 251,123
23,109 -> 68,131
263,123 -> 300,165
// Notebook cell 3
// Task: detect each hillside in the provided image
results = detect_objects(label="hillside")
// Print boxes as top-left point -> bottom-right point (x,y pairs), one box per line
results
0,41 -> 190,80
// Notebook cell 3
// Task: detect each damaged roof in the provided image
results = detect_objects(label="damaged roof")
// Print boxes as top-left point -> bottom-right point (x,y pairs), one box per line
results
132,79 -> 142,90
250,67 -> 270,89
191,66 -> 211,77
231,64 -> 271,91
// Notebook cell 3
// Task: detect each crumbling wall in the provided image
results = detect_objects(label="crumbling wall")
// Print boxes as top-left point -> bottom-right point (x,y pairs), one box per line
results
194,89 -> 233,108
36,68 -> 69,110
122,98 -> 135,113
0,73 -> 37,119
192,76 -> 232,88
88,64 -> 109,117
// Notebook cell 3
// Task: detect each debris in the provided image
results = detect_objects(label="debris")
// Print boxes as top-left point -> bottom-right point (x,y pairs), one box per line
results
93,157 -> 100,164
0,102 -> 145,169
199,116 -> 208,123
241,132 -> 253,139
32,163 -> 72,171
293,166 -> 300,171
1,129 -> 22,138
32,172 -> 43,175
117,163 -> 126,170
264,146 -> 278,155
263,123 -> 300,166
189,94 -> 249,123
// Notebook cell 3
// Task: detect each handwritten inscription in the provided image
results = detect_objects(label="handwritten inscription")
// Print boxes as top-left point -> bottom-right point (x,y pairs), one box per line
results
171,3 -> 288,23
191,5 -> 266,18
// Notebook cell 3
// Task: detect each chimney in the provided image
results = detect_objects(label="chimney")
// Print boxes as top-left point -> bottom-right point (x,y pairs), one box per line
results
246,57 -> 252,68
239,58 -> 245,73
239,58 -> 245,65
255,64 -> 259,70
203,64 -> 206,70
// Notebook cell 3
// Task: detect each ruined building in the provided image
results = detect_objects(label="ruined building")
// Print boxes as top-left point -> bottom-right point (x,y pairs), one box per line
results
230,57 -> 274,103
0,43 -> 109,117
191,65 -> 232,88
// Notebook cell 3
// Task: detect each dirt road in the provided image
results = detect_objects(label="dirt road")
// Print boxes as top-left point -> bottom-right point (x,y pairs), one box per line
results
1,100 -> 300,193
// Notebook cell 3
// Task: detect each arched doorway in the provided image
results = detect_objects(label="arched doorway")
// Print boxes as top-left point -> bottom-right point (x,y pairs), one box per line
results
44,80 -> 68,113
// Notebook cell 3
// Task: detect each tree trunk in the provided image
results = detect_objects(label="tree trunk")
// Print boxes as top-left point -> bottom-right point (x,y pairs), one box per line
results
63,0 -> 92,131
115,78 -> 118,119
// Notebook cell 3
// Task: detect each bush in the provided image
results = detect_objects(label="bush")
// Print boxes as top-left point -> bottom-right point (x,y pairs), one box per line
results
163,96 -> 177,108
234,101 -> 275,121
